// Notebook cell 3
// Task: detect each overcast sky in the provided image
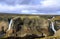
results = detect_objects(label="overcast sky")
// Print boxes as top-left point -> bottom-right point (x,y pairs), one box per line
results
0,0 -> 60,14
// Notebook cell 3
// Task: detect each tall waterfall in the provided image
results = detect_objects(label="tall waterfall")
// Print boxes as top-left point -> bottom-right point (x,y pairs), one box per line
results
51,22 -> 56,33
7,19 -> 13,31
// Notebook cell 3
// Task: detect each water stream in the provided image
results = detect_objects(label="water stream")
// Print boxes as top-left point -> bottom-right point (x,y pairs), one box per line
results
7,19 -> 13,31
51,22 -> 56,33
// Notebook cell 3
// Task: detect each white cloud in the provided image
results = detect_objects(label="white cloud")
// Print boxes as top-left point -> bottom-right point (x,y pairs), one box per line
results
0,0 -> 60,14
0,4 -> 38,10
0,3 -> 40,13
41,0 -> 56,6
41,0 -> 60,8
21,10 -> 38,13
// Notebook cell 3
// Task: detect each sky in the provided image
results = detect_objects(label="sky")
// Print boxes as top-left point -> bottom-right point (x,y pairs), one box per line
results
0,0 -> 60,14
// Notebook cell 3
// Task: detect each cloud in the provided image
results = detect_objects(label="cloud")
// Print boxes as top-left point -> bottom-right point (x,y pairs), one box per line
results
0,0 -> 60,14
41,0 -> 60,9
38,0 -> 60,13
0,3 -> 40,13
0,0 -> 42,5
21,10 -> 38,14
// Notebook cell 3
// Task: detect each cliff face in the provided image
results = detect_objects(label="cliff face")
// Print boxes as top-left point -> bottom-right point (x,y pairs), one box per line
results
5,16 -> 50,37
0,15 -> 60,39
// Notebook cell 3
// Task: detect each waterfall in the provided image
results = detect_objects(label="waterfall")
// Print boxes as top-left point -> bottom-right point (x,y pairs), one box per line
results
51,22 -> 56,33
7,19 -> 13,31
